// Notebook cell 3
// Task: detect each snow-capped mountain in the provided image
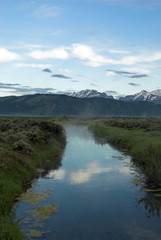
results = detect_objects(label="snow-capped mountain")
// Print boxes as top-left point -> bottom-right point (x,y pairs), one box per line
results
119,89 -> 161,104
68,89 -> 114,99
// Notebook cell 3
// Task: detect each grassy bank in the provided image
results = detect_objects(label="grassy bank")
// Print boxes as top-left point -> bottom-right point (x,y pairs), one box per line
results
90,118 -> 161,185
0,117 -> 66,240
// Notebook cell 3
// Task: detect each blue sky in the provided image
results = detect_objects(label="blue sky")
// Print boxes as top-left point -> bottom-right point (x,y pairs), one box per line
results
0,0 -> 161,97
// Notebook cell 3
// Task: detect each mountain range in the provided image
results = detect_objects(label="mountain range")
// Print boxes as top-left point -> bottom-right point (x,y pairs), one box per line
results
0,93 -> 161,117
119,89 -> 161,104
66,89 -> 161,104
68,89 -> 114,99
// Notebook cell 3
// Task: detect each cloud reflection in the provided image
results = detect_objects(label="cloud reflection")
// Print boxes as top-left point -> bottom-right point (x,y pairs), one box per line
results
45,162 -> 130,184
46,169 -> 66,180
118,166 -> 130,175
70,163 -> 112,184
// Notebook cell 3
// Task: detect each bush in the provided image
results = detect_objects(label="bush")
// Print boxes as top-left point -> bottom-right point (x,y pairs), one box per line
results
12,140 -> 33,154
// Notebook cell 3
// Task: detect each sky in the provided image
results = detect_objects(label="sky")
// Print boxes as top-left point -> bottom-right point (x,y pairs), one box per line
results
0,0 -> 161,98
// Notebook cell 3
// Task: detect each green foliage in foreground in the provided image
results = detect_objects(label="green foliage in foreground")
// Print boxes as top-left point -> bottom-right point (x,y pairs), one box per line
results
90,118 -> 161,185
0,215 -> 24,240
0,117 -> 66,239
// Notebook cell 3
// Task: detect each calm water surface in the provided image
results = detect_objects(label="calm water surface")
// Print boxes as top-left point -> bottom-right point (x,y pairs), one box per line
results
15,124 -> 161,240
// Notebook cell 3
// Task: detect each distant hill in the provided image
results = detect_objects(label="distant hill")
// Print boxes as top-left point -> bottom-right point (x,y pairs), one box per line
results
67,89 -> 113,99
0,94 -> 161,117
119,89 -> 161,104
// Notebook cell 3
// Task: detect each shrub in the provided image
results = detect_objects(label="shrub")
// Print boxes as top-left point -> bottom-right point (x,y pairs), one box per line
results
12,140 -> 33,154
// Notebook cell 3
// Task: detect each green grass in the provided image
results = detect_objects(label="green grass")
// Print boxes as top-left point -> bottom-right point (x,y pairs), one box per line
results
33,138 -> 61,164
90,118 -> 161,185
0,215 -> 24,240
0,117 -> 66,239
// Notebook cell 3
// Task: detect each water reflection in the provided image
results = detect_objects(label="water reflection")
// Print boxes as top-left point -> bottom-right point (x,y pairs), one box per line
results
70,162 -> 112,184
40,145 -> 65,178
45,161 -> 131,185
132,183 -> 161,218
128,164 -> 161,218
91,124 -> 161,219
94,136 -> 107,145
137,190 -> 161,217
46,169 -> 66,180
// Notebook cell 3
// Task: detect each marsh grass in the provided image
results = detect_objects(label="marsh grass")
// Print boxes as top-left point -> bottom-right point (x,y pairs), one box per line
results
0,117 -> 65,239
90,118 -> 161,185
32,138 -> 61,165
0,215 -> 24,240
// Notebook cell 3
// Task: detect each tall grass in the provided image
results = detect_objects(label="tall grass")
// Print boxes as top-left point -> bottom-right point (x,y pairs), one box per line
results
0,215 -> 24,240
90,119 -> 161,185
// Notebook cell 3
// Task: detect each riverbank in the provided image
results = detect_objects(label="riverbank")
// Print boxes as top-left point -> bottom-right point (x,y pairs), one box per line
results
89,117 -> 161,185
0,117 -> 66,239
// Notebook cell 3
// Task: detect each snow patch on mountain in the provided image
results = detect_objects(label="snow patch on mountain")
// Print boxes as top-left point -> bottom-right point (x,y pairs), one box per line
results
68,89 -> 114,99
119,89 -> 161,104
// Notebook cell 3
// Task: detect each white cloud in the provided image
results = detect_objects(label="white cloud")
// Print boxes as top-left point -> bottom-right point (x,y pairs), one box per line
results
16,63 -> 52,69
106,71 -> 117,77
34,5 -> 61,18
71,44 -> 96,60
28,47 -> 69,60
71,44 -> 161,67
145,52 -> 161,62
25,44 -> 47,50
0,89 -> 19,97
103,51 -> 161,66
0,48 -> 20,63
119,52 -> 161,65
71,44 -> 109,67
2,44 -> 47,51
122,66 -> 150,74
108,49 -> 129,54
27,43 -> 161,68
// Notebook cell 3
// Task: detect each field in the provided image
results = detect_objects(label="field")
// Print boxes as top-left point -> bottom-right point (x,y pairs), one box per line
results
0,117 -> 66,239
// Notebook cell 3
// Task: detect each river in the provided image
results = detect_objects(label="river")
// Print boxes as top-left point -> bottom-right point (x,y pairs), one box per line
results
15,124 -> 161,240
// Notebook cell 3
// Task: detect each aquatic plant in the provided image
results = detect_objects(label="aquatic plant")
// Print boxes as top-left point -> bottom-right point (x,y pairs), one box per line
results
28,203 -> 58,218
29,229 -> 43,237
17,189 -> 52,205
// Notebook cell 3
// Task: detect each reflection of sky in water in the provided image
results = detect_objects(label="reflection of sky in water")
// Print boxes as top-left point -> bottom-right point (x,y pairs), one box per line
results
46,162 -> 131,184
47,169 -> 66,180
45,124 -> 132,186
15,124 -> 161,240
